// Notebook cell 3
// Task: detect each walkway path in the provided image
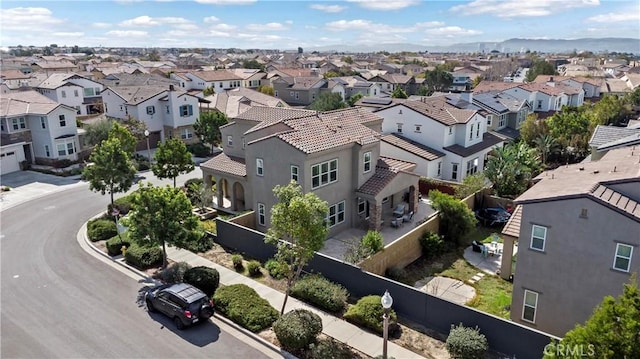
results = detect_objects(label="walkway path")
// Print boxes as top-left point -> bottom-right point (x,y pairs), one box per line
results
414,277 -> 476,305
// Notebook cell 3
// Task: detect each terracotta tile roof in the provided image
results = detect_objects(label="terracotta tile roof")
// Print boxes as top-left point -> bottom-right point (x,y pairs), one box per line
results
191,70 -> 242,82
0,90 -> 63,116
380,73 -> 413,84
291,77 -> 325,90
34,61 -> 77,69
591,184 -> 640,219
357,157 -> 417,196
239,107 -> 316,133
199,152 -> 246,177
37,73 -> 75,89
395,97 -> 477,126
501,205 -> 522,238
0,69 -> 32,80
516,147 -> 640,220
107,85 -> 173,105
443,132 -> 504,158
381,134 -> 445,161
473,81 -> 520,94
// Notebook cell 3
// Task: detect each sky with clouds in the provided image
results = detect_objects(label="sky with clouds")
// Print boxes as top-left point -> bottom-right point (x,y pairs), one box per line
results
1,0 -> 638,50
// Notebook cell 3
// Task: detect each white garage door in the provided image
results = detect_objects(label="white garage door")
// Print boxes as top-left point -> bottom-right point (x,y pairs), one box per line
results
1,151 -> 20,175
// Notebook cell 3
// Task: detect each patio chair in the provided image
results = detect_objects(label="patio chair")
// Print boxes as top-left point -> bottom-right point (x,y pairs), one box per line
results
391,217 -> 403,228
471,240 -> 485,253
393,204 -> 406,217
402,211 -> 414,223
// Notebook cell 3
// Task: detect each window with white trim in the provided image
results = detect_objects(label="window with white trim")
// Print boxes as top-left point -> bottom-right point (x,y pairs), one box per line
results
290,165 -> 299,183
437,161 -> 442,177
487,116 -> 493,126
451,163 -> 458,180
166,105 -> 170,114
476,123 -> 480,138
242,137 -> 246,149
44,145 -> 50,157
84,88 -> 95,97
449,127 -> 453,135
11,117 -> 26,130
397,123 -> 403,133
499,114 -> 506,127
56,139 -> 76,156
146,106 -> 155,115
522,290 -> 538,323
326,201 -> 345,228
181,128 -> 193,139
363,151 -> 372,173
466,158 -> 479,175
469,127 -> 473,140
257,203 -> 266,226
61,90 -> 66,98
256,158 -> 264,176
312,159 -> 338,189
358,197 -> 366,214
179,105 -> 193,117
227,135 -> 233,147
40,117 -> 47,129
537,100 -> 542,109
414,124 -> 421,133
530,225 -> 547,251
613,243 -> 633,272
59,115 -> 66,127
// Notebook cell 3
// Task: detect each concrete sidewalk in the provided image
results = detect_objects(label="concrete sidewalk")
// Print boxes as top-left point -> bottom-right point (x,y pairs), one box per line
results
165,246 -> 423,359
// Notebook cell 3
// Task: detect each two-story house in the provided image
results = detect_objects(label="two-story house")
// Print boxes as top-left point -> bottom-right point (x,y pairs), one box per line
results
374,96 -> 504,182
185,70 -> 244,93
36,73 -> 105,116
471,92 -> 532,140
199,106 -> 420,235
1,91 -> 80,173
272,76 -> 326,106
368,74 -> 417,95
102,84 -> 202,146
503,147 -> 640,337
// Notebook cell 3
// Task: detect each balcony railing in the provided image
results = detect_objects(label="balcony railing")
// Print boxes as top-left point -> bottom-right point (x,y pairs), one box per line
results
1,131 -> 32,145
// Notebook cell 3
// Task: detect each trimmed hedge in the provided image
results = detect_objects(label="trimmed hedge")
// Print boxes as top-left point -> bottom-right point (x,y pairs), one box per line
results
124,243 -> 163,270
161,261 -> 192,284
265,259 -> 288,280
273,309 -> 322,351
87,219 -> 117,242
344,295 -> 399,335
231,254 -> 243,270
446,324 -> 488,359
106,232 -> 131,256
187,142 -> 210,158
213,284 -> 279,332
247,260 -> 261,277
291,274 -> 348,313
419,231 -> 444,259
107,194 -> 135,216
184,266 -> 220,297
308,337 -> 354,359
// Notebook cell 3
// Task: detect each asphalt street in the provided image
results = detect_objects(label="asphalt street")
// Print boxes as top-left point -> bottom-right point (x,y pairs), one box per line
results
1,172 -> 276,358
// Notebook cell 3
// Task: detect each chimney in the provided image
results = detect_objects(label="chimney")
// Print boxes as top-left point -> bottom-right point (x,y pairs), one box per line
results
546,76 -> 555,87
169,84 -> 175,91
460,91 -> 473,104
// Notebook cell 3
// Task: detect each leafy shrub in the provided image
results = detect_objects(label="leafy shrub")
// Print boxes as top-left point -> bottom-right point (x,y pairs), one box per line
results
87,219 -> 117,242
187,142 -> 210,157
213,284 -> 279,332
344,295 -> 398,335
184,266 -> 220,297
231,254 -> 243,270
308,337 -> 354,359
385,266 -> 407,282
445,324 -> 488,359
53,158 -> 73,169
181,230 -> 214,253
107,194 -> 135,216
265,259 -> 289,280
247,260 -> 261,277
132,153 -> 150,171
184,178 -> 204,203
273,309 -> 322,351
200,219 -> 217,234
124,243 -> 163,270
161,261 -> 192,284
419,231 -> 445,259
106,232 -> 131,256
291,274 -> 348,313
429,190 -> 477,245
361,230 -> 384,253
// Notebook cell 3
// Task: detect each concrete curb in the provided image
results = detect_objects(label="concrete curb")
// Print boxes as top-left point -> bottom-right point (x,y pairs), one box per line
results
77,212 -> 292,359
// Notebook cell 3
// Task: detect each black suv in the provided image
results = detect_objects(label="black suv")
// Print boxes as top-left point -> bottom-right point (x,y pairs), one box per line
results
145,283 -> 214,330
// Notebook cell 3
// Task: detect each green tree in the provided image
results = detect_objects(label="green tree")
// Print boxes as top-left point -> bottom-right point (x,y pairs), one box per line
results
202,86 -> 215,96
391,87 -> 408,99
424,67 -> 454,93
454,173 -> 486,199
624,87 -> 640,106
416,85 -> 432,96
121,116 -> 148,144
347,93 -> 363,107
546,106 -> 591,161
193,111 -> 228,152
84,118 -> 113,148
519,113 -> 548,147
147,49 -> 160,61
308,92 -> 347,112
484,142 -> 541,198
108,122 -> 137,156
429,190 -> 477,245
534,134 -> 559,166
152,138 -> 195,188
543,276 -> 640,359
341,56 -> 353,64
265,181 -> 329,314
472,76 -> 483,88
257,85 -> 275,96
83,137 -> 137,207
126,183 -> 202,269
526,58 -> 557,82
591,94 -> 628,127
241,59 -> 264,70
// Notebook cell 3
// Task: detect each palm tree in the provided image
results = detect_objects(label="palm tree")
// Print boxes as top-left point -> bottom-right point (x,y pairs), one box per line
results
534,134 -> 557,165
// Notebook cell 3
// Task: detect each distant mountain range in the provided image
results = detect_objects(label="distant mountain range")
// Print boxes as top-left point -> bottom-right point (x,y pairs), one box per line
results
309,38 -> 640,54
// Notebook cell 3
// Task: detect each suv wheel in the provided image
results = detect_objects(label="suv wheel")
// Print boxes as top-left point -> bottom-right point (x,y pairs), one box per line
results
146,299 -> 157,313
174,317 -> 185,330
200,304 -> 214,318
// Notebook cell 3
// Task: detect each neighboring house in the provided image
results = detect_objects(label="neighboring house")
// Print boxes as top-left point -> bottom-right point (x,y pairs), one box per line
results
1,91 -> 80,173
199,106 -> 420,236
449,66 -> 485,92
502,147 -> 640,337
202,87 -> 289,118
36,73 -> 105,116
0,69 -> 33,90
471,92 -> 532,139
185,70 -> 244,93
533,75 -> 602,99
374,96 -> 504,183
368,74 -> 417,95
31,60 -> 78,76
102,84 -> 203,146
379,133 -> 445,178
230,69 -> 267,90
272,76 -> 326,106
329,76 -> 382,99
474,81 -> 581,113
588,124 -> 640,161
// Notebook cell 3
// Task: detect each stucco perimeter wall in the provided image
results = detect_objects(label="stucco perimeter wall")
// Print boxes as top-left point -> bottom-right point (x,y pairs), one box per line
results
360,215 -> 440,275
228,210 -> 256,229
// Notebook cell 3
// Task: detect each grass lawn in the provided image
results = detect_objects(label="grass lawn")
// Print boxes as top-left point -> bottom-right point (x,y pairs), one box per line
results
403,225 -> 513,319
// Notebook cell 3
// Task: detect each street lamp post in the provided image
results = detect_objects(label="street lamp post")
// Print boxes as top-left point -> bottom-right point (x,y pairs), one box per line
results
381,290 -> 393,359
144,129 -> 151,162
